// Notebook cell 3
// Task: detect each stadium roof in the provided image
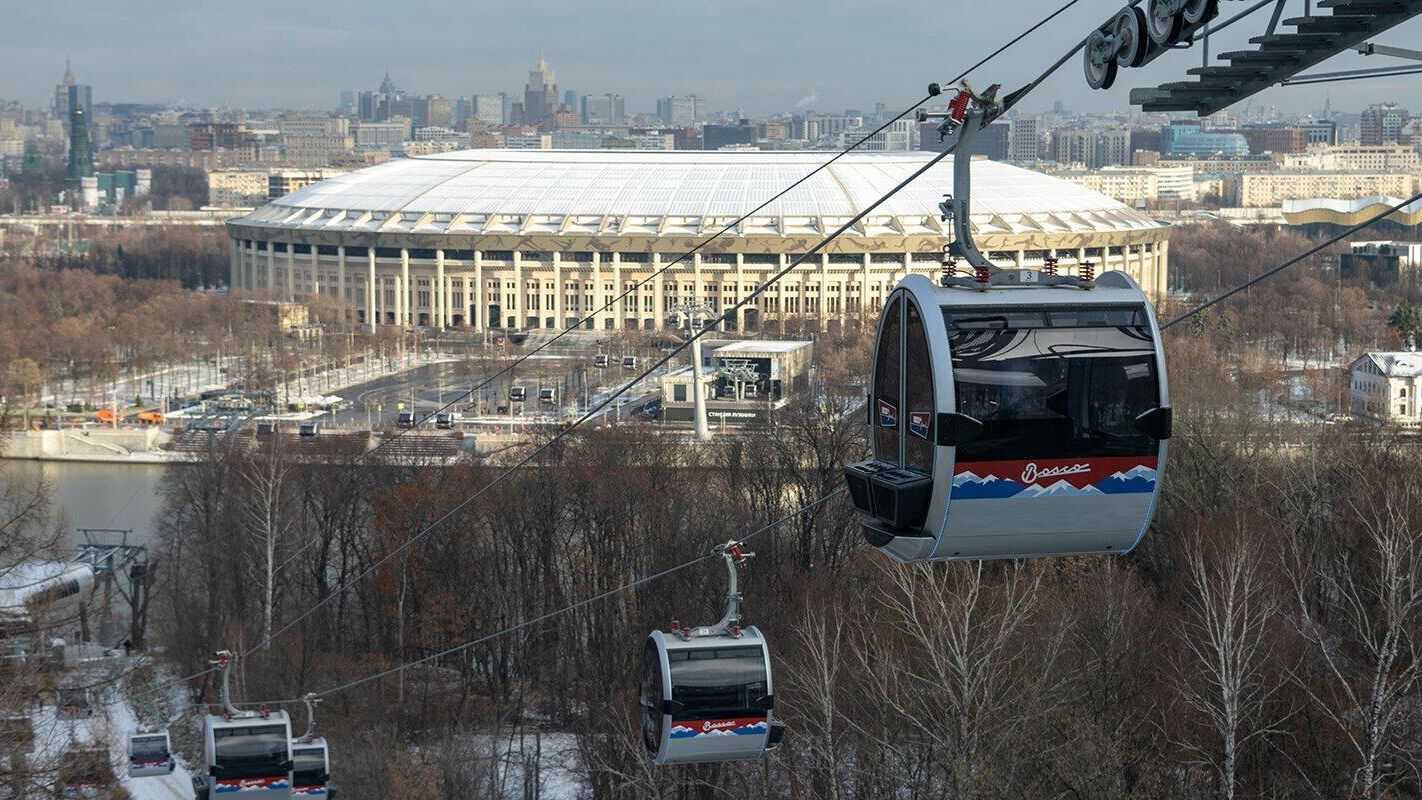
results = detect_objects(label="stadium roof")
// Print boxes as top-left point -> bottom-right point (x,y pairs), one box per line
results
238,150 -> 1162,239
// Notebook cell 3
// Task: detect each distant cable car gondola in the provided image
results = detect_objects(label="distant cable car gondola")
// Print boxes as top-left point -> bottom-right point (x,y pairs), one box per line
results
291,694 -> 334,799
640,542 -> 783,764
127,729 -> 175,777
509,386 -> 527,403
193,652 -> 294,799
539,387 -> 557,404
593,353 -> 610,368
845,85 -> 1170,561
622,355 -> 638,370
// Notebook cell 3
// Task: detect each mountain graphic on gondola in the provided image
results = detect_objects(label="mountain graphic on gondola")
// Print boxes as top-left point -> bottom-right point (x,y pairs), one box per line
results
1095,465 -> 1158,494
1019,480 -> 1105,497
951,472 -> 1028,499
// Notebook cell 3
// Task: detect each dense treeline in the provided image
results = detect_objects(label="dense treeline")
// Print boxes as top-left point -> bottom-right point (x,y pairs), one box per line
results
29,227 -> 231,289
153,316 -> 1422,798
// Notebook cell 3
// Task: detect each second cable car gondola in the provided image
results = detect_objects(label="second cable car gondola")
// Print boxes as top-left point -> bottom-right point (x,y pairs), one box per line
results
290,694 -> 333,799
640,542 -> 783,765
193,652 -> 294,799
844,85 -> 1170,562
127,729 -> 175,777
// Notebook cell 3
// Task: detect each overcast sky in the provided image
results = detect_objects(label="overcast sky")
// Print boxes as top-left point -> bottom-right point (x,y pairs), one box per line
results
4,0 -> 1420,117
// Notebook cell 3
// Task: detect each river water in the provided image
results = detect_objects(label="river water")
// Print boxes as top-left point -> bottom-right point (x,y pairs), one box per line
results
1,460 -> 167,549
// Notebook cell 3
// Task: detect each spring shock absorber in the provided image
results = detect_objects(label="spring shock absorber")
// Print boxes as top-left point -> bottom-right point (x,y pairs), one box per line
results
974,263 -> 992,291
1043,256 -> 1058,277
1079,260 -> 1095,285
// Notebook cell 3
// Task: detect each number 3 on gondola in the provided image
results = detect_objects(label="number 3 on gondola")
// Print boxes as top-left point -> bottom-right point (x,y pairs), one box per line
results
844,272 -> 1171,561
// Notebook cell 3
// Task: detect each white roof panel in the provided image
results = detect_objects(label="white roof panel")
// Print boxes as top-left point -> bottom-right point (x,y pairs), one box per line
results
240,150 -> 1162,237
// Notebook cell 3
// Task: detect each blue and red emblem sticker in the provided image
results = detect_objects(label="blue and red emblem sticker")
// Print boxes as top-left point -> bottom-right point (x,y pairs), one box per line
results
908,411 -> 931,439
877,399 -> 897,428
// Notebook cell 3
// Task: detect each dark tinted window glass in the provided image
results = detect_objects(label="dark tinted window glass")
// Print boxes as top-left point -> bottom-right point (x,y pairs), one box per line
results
213,724 -> 289,778
903,300 -> 935,472
292,244 -> 311,254
273,242 -> 288,253
873,297 -> 902,464
345,245 -> 368,257
374,247 -> 401,259
130,736 -> 168,760
316,245 -> 338,256
292,746 -> 325,786
950,309 -> 1159,462
668,646 -> 768,721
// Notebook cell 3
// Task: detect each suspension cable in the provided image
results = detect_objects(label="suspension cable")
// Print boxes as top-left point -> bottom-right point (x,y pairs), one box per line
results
1161,191 -> 1422,331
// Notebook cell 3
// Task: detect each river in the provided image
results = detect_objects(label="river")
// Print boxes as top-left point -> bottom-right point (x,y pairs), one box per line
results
1,460 -> 167,549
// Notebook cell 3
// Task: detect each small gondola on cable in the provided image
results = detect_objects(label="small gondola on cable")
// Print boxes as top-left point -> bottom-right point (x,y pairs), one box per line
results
127,728 -> 175,777
290,694 -> 335,799
844,84 -> 1171,561
192,651 -> 295,800
640,541 -> 784,764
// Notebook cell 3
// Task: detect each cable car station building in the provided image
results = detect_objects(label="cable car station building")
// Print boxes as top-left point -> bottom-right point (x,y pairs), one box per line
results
226,150 -> 1169,332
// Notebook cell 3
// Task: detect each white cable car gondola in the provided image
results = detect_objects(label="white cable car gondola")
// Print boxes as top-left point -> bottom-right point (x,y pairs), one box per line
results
845,86 -> 1170,562
509,385 -> 527,403
290,694 -> 334,799
593,353 -> 610,368
127,729 -> 175,777
539,387 -> 557,404
193,652 -> 294,799
640,542 -> 784,765
622,355 -> 638,370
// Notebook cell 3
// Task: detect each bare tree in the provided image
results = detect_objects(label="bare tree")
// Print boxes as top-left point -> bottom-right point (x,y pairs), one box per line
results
241,438 -> 293,652
1170,525 -> 1285,800
1288,489 -> 1422,799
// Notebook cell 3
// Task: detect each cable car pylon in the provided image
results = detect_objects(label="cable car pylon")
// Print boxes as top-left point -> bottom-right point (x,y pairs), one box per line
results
641,541 -> 784,764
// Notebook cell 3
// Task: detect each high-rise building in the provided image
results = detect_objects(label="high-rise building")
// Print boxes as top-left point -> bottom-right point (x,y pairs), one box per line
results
472,94 -> 507,126
1360,103 -> 1410,145
581,93 -> 626,124
1009,116 -> 1041,162
66,105 -> 95,208
657,95 -> 706,127
339,90 -> 356,113
426,95 -> 453,129
563,90 -> 578,111
524,55 -> 559,124
54,59 -> 93,138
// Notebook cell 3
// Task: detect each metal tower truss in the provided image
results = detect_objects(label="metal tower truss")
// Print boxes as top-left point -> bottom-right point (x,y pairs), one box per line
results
1125,0 -> 1422,114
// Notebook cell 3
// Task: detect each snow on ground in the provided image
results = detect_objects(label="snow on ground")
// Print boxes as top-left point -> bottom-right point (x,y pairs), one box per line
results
492,731 -> 585,800
109,698 -> 196,800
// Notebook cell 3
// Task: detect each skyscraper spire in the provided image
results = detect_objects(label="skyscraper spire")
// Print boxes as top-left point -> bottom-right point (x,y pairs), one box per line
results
62,55 -> 76,86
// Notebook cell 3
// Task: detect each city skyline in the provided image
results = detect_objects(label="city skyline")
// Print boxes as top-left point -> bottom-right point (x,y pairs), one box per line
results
4,0 -> 1422,116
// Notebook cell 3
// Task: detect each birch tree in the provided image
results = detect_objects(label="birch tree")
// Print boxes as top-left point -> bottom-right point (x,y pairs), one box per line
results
1170,526 -> 1285,799
1289,490 -> 1422,799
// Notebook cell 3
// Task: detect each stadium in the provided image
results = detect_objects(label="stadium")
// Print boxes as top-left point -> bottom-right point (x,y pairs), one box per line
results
225,149 -> 1170,331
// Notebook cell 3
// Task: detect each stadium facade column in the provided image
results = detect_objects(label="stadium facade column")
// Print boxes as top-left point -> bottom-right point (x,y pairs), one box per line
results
819,253 -> 829,332
435,249 -> 446,330
337,247 -> 347,314
285,242 -> 295,301
777,253 -> 789,334
400,248 -> 411,327
1156,240 -> 1168,298
610,252 -> 622,330
366,249 -> 376,327
590,252 -> 601,331
552,251 -> 562,330
861,253 -> 872,324
652,253 -> 664,328
513,251 -> 524,329
266,243 -> 275,296
735,253 -> 746,331
474,251 -> 484,331
310,246 -> 320,296
692,252 -> 702,304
